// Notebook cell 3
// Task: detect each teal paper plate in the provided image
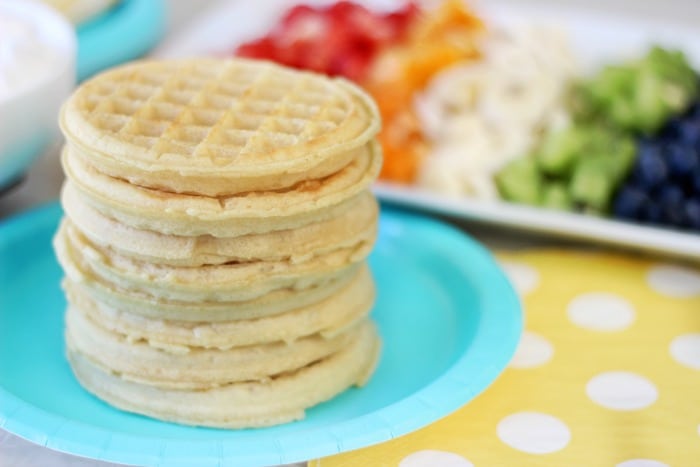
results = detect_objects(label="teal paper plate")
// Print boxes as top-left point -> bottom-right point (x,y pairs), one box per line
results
77,0 -> 166,81
0,203 -> 521,467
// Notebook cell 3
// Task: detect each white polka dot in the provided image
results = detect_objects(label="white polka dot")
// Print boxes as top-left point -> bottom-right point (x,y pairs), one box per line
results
669,334 -> 700,370
497,412 -> 571,454
567,292 -> 635,331
399,450 -> 473,467
500,261 -> 539,295
509,331 -> 554,369
616,460 -> 670,467
647,264 -> 700,297
586,371 -> 658,410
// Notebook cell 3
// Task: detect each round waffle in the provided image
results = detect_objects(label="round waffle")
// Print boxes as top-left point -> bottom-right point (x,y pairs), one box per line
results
55,218 -> 369,303
61,181 -> 378,267
66,303 -> 369,389
62,141 -> 381,237
63,264 -> 375,349
59,58 -> 381,197
60,264 -> 361,322
67,320 -> 380,428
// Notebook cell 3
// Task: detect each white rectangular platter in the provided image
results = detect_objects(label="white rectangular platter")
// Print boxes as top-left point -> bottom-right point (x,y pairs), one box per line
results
155,0 -> 700,261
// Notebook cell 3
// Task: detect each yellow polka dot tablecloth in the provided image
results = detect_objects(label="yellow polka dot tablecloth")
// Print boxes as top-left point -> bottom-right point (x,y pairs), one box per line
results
311,249 -> 700,467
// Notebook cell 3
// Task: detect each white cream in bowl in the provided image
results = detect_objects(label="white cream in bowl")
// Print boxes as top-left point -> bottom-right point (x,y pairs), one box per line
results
0,0 -> 76,190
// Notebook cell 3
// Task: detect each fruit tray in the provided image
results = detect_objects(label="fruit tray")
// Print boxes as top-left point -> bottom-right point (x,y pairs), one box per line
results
156,0 -> 700,260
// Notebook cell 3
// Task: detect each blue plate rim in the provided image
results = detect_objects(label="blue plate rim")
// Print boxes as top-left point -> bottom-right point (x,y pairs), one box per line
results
76,0 -> 166,81
0,202 -> 522,466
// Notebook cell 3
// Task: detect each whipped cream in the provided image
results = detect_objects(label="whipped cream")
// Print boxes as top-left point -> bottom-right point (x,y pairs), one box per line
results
0,7 -> 65,100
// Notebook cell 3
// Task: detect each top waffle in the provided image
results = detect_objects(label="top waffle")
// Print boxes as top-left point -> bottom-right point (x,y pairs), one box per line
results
59,58 -> 381,196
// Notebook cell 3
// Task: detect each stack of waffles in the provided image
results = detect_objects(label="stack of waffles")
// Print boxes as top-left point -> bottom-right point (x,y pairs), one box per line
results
53,58 -> 383,428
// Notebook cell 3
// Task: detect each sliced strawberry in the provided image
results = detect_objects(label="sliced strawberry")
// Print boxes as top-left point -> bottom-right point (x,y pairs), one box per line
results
233,1 -> 422,82
278,4 -> 330,41
334,2 -> 393,43
384,3 -> 420,40
236,37 -> 278,58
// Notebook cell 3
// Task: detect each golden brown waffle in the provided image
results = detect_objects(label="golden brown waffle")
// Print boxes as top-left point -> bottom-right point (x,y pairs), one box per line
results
55,218 -> 370,303
64,265 -> 375,349
60,58 -> 380,196
60,264 -> 362,322
66,304 -> 368,389
62,141 -> 380,237
67,321 -> 380,428
61,181 -> 378,267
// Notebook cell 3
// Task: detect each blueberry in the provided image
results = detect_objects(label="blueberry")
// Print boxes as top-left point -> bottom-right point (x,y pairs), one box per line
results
687,102 -> 700,121
642,201 -> 663,224
658,184 -> 686,226
637,138 -> 662,155
665,144 -> 699,180
661,116 -> 683,140
613,185 -> 649,220
678,120 -> 700,145
658,184 -> 684,203
685,198 -> 700,230
693,168 -> 700,194
637,135 -> 655,148
632,145 -> 668,189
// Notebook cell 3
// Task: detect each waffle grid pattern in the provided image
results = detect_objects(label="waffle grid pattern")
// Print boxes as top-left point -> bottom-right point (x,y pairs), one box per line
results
78,61 -> 353,165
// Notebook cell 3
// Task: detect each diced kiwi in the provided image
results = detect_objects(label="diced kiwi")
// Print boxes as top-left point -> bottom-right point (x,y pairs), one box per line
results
608,137 -> 637,182
536,127 -> 585,177
541,182 -> 573,210
570,158 -> 616,212
573,45 -> 698,134
495,158 -> 542,206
